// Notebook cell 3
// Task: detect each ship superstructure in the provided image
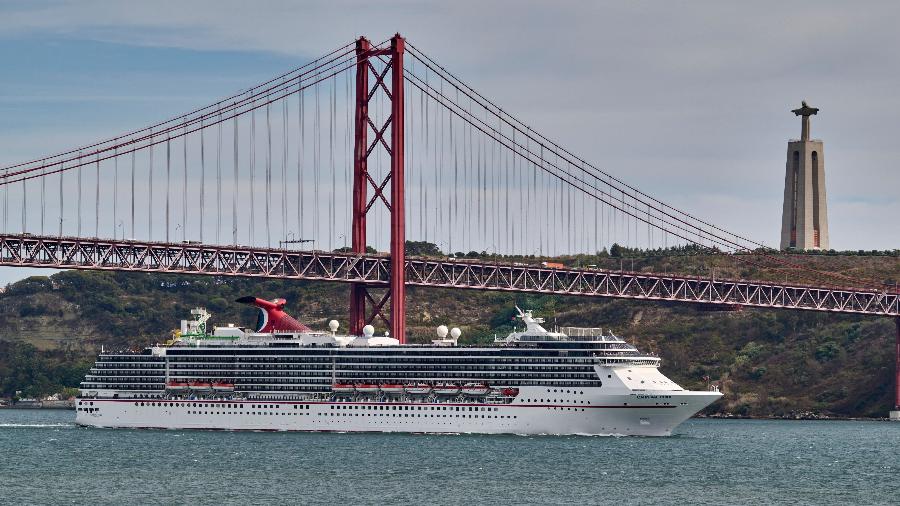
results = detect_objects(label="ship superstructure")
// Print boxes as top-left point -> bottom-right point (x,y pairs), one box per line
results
76,300 -> 721,436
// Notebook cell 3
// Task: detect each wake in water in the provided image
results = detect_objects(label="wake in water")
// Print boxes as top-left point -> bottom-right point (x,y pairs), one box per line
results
0,423 -> 75,428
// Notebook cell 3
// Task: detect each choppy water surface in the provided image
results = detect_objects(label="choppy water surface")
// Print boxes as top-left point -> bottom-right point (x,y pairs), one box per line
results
0,409 -> 898,505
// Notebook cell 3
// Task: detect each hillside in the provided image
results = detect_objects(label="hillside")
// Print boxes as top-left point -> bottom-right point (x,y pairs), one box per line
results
1,250 -> 897,418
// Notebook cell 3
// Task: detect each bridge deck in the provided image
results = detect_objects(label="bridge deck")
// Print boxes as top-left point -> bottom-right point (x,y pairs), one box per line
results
0,234 -> 895,317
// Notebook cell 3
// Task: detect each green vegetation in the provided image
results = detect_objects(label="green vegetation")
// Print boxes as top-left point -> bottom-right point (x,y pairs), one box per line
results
0,247 -> 896,417
0,341 -> 92,398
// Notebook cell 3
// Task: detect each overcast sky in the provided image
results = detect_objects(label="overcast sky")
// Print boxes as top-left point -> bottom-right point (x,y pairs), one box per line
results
0,0 -> 898,285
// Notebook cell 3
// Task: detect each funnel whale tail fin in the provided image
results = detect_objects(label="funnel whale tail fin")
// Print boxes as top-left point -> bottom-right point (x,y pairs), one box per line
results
236,296 -> 312,333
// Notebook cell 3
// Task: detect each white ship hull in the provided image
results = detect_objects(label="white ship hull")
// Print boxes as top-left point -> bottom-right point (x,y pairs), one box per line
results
75,387 -> 720,436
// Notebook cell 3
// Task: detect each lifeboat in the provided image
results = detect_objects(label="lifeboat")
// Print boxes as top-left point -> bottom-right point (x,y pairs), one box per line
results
212,381 -> 235,392
405,383 -> 432,396
380,383 -> 405,395
332,383 -> 355,394
188,381 -> 212,391
355,383 -> 379,394
166,381 -> 189,391
501,387 -> 520,397
433,383 -> 461,396
461,383 -> 491,397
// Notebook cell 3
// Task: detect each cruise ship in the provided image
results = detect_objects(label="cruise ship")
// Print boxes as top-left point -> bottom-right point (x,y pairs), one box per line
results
75,297 -> 721,436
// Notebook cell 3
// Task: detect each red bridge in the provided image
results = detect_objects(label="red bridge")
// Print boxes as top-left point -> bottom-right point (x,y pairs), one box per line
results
1,35 -> 897,413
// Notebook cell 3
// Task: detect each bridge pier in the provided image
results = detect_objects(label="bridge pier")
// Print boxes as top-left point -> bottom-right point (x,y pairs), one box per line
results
892,318 -> 900,421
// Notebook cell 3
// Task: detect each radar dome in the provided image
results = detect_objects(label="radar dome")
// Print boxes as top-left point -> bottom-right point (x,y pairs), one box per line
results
450,327 -> 461,339
362,325 -> 375,337
328,320 -> 339,332
436,325 -> 449,338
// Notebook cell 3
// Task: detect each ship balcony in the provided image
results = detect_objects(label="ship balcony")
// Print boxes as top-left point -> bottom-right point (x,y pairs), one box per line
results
593,357 -> 660,367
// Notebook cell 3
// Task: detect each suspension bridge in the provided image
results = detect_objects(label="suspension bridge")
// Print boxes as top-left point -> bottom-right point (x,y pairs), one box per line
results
1,35 -> 897,412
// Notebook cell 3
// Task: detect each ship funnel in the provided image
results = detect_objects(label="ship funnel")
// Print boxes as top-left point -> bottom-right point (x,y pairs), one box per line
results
236,296 -> 311,333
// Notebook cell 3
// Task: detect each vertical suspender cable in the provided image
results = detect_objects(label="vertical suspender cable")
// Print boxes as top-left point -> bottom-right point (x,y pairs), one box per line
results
298,87 -> 304,244
467,103 -> 473,250
283,94 -> 289,244
21,173 -> 26,234
505,117 -> 510,254
113,148 -> 118,238
558,153 -> 565,254
451,103 -> 458,255
95,153 -> 100,237
40,164 -> 46,234
233,112 -> 239,245
216,113 -> 222,244
148,133 -> 153,241
423,69 -> 429,244
418,82 -> 424,244
405,62 -> 413,242
565,153 -> 572,253
504,117 -> 510,254
314,82 -> 320,249
250,106 -> 256,245
608,178 -> 613,248
166,136 -> 171,243
58,162 -> 64,236
486,106 -> 493,253
76,152 -> 82,237
514,129 -> 520,254
461,97 -> 468,252
438,80 -> 444,247
496,115 -> 502,253
183,126 -> 188,242
199,120 -> 205,243
329,77 -> 335,250
408,64 -> 416,243
540,144 -> 546,256
622,184 -> 628,250
346,67 -> 351,244
482,129 -> 487,252
130,150 -> 135,239
476,122 -> 482,247
265,102 -> 272,249
594,162 -> 598,253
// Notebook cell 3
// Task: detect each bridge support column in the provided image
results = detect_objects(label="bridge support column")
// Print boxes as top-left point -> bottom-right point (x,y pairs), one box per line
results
892,318 -> 900,421
349,36 -> 370,336
389,35 -> 406,343
349,34 -> 406,343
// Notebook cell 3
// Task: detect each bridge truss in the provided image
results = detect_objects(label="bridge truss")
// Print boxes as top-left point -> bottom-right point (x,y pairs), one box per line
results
1,233 -> 895,317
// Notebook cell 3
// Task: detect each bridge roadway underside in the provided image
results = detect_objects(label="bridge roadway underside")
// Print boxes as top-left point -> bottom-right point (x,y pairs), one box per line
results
0,234 -> 895,317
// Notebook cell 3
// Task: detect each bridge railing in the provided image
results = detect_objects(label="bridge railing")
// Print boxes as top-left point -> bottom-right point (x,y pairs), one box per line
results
0,233 -> 895,317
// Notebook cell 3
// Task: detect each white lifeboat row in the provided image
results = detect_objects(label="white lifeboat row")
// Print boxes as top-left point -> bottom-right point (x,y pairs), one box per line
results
332,382 -> 515,397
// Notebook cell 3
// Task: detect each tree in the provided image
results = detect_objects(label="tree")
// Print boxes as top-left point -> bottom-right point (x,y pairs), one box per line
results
405,241 -> 442,257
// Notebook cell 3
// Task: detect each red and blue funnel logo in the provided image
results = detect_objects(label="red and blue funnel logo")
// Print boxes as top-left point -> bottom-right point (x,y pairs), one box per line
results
236,297 -> 311,333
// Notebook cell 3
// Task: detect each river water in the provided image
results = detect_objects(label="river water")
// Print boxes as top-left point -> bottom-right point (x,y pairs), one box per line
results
0,409 -> 897,505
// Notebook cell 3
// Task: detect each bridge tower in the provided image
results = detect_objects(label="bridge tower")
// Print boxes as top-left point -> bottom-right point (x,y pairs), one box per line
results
349,34 -> 407,342
780,101 -> 829,250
